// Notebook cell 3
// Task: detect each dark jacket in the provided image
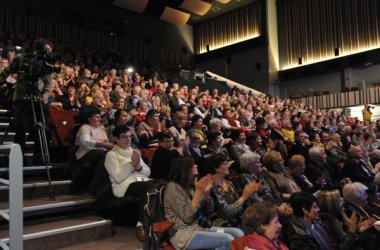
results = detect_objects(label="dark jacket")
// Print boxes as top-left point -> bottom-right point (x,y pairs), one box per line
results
342,158 -> 375,186
150,147 -> 180,180
281,215 -> 330,250
318,212 -> 357,250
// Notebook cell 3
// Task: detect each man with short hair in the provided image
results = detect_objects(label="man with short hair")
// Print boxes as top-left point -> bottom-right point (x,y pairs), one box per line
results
150,132 -> 181,180
342,145 -> 375,186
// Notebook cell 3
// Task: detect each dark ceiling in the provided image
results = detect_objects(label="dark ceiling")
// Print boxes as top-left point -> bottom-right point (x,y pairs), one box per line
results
187,0 -> 258,25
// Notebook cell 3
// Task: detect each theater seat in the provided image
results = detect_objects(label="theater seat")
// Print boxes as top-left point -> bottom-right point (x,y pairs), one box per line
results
49,108 -> 77,146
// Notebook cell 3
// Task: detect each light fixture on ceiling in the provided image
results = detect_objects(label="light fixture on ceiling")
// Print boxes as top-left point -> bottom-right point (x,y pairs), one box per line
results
179,0 -> 211,16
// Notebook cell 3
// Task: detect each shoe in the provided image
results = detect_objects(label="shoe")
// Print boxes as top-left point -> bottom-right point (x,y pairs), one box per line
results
135,225 -> 145,242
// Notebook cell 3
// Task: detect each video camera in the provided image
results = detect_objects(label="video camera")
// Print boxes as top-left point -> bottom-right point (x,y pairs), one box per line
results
10,41 -> 59,83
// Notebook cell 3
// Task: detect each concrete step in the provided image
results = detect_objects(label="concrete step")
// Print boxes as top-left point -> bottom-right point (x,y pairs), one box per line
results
0,109 -> 11,116
0,180 -> 72,202
0,163 -> 66,180
0,194 -> 95,219
0,215 -> 112,250
0,132 -> 29,142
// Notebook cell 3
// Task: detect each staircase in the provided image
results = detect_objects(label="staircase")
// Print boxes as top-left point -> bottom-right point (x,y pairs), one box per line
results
0,107 -> 114,249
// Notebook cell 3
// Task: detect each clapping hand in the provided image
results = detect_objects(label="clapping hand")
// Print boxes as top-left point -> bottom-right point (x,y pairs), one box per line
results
242,180 -> 262,199
131,149 -> 141,169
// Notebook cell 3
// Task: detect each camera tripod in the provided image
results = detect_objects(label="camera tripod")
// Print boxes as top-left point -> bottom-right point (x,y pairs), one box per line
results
0,83 -> 55,200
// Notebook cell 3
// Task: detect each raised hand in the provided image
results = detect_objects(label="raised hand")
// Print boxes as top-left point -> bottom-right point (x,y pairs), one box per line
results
242,180 -> 261,199
345,211 -> 358,233
131,149 -> 141,168
359,217 -> 376,233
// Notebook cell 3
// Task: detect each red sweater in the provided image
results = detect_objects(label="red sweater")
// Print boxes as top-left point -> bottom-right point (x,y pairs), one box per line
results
246,232 -> 289,250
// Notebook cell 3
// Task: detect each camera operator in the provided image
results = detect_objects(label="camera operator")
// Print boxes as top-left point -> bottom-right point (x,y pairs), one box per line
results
362,104 -> 373,122
9,39 -> 59,163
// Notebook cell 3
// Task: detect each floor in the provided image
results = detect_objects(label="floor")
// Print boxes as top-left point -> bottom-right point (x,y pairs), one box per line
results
58,226 -> 143,250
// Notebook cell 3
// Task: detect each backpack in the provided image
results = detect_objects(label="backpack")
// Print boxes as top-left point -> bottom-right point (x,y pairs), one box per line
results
143,182 -> 177,250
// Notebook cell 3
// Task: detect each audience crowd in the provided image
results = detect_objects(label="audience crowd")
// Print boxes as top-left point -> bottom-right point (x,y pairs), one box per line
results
1,32 -> 380,250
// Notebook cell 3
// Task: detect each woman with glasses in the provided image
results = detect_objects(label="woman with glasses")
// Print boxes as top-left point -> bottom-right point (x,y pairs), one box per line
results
239,152 -> 281,205
168,111 -> 188,147
210,153 -> 260,227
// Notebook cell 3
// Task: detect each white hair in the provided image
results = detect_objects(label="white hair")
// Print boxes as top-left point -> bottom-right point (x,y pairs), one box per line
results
308,146 -> 323,163
374,173 -> 380,188
240,152 -> 261,171
343,182 -> 368,204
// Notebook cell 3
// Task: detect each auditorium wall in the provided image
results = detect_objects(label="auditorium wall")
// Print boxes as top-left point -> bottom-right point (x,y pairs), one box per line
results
282,64 -> 380,98
195,46 -> 270,94
2,0 -> 194,55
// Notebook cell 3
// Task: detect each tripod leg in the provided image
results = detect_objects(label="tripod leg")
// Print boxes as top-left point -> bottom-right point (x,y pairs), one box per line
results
30,93 -> 55,200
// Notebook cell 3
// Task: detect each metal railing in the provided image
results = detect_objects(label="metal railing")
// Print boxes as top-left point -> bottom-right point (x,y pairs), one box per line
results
0,144 -> 23,250
292,87 -> 380,109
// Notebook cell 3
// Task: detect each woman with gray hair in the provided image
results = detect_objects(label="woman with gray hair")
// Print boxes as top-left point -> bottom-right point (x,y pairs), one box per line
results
238,152 -> 281,205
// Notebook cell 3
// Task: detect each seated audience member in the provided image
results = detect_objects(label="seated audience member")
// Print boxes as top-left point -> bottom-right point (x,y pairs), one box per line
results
239,152 -> 280,204
255,117 -> 268,141
342,145 -> 375,186
317,189 -> 375,250
190,114 -> 208,147
104,125 -> 162,242
229,130 -> 252,162
281,119 -> 295,144
289,131 -> 312,162
159,105 -> 172,129
187,129 -> 211,176
282,191 -> 334,250
221,108 -> 242,133
210,154 -> 260,227
169,89 -> 185,111
326,133 -> 348,164
246,131 -> 266,156
193,97 -> 210,119
164,156 -> 244,250
150,132 -> 181,180
307,146 -> 347,189
266,132 -> 288,161
55,84 -> 82,111
204,131 -> 232,161
238,109 -> 254,130
137,109 -> 161,147
262,151 -> 301,200
343,182 -> 379,249
208,118 -> 233,145
106,109 -> 139,146
78,88 -> 108,125
343,182 -> 379,220
242,201 -> 289,250
73,109 -> 113,189
309,132 -> 324,149
168,111 -> 188,147
369,149 -> 380,167
134,100 -> 149,125
289,154 -> 322,193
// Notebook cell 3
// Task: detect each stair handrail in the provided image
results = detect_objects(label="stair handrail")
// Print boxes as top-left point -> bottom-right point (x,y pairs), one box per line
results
0,144 -> 23,250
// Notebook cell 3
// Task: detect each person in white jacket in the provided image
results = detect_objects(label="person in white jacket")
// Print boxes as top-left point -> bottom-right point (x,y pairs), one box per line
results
104,125 -> 162,242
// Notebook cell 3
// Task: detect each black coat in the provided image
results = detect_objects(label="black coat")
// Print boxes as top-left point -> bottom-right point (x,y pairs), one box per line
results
150,147 -> 180,180
342,158 -> 375,186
